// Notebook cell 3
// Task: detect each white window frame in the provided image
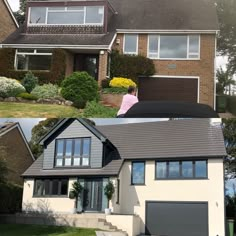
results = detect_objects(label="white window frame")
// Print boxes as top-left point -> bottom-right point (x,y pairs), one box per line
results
15,49 -> 52,71
123,34 -> 139,55
28,6 -> 104,26
147,34 -> 200,60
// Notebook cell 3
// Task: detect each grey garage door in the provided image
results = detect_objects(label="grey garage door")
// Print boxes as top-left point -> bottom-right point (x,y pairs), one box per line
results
138,77 -> 198,103
145,201 -> 208,236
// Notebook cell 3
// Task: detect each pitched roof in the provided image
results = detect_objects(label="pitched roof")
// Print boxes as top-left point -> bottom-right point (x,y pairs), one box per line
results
3,0 -> 218,46
96,119 -> 226,159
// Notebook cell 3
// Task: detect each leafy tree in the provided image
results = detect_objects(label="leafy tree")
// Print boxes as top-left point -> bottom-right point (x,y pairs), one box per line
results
216,0 -> 236,74
216,67 -> 235,95
69,181 -> 83,212
104,181 -> 115,208
13,0 -> 27,25
222,118 -> 236,177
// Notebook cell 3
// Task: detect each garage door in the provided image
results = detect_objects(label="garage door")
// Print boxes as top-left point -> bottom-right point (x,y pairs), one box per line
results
138,77 -> 198,103
145,201 -> 208,236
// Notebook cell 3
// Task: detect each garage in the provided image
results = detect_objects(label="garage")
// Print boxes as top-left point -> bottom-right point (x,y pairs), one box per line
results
138,77 -> 198,103
145,201 -> 208,236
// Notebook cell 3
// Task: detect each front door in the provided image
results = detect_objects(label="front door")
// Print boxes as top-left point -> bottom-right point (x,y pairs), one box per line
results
74,54 -> 99,81
83,179 -> 103,211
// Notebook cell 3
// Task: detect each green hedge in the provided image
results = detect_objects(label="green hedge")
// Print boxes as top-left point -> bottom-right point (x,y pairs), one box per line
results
227,96 -> 236,115
110,50 -> 155,83
0,183 -> 23,213
0,48 -> 66,84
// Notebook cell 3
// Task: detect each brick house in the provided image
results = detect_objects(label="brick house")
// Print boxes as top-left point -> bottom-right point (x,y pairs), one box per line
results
0,0 -> 18,43
0,123 -> 34,185
1,0 -> 218,107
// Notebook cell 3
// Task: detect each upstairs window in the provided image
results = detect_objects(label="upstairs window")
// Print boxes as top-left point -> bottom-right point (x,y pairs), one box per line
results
55,138 -> 91,167
29,6 -> 104,25
131,161 -> 145,185
148,35 -> 200,59
124,34 -> 138,55
155,160 -> 207,179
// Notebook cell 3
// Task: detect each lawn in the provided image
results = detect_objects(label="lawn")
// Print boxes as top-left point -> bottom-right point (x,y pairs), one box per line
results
0,102 -> 118,118
0,224 -> 97,236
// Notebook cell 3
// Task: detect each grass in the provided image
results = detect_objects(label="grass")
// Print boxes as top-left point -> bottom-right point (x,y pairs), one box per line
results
0,224 -> 97,236
0,102 -> 118,118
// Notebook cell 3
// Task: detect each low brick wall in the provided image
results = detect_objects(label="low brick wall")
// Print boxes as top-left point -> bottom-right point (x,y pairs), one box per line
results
101,94 -> 123,108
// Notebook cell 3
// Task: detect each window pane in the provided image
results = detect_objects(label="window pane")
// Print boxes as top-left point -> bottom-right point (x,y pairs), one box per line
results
48,7 -> 65,11
83,138 -> 90,156
52,180 -> 59,195
48,12 -> 84,24
148,35 -> 158,58
74,139 -> 81,156
182,161 -> 193,177
82,157 -> 89,166
86,6 -> 104,24
17,49 -> 34,53
156,162 -> 167,178
44,180 -> 50,195
56,140 -> 64,156
189,54 -> 199,58
26,55 -> 51,70
169,162 -> 180,178
16,55 -> 27,70
65,140 -> 72,157
65,158 -> 71,166
189,35 -> 200,54
56,158 -> 63,167
160,35 -> 187,58
73,158 -> 80,166
30,7 -> 46,24
132,162 -> 145,184
195,161 -> 207,178
67,6 -> 84,11
34,180 -> 44,196
60,180 -> 68,195
124,34 -> 137,54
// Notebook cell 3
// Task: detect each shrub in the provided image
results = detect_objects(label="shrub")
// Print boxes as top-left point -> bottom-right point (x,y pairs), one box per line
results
0,77 -> 26,98
110,50 -> 155,83
102,87 -> 127,94
109,77 -> 137,88
31,83 -> 59,99
83,101 -> 118,118
227,96 -> 236,115
21,71 -> 38,93
0,183 -> 23,213
17,92 -> 38,100
61,72 -> 99,109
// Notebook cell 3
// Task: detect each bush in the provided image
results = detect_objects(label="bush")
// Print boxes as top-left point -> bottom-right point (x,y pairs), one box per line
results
110,50 -> 155,83
17,92 -> 38,100
227,96 -> 236,115
31,83 -> 59,99
109,77 -> 137,88
61,72 -> 99,109
83,101 -> 118,118
0,183 -> 23,213
0,77 -> 26,98
102,87 -> 127,94
21,71 -> 38,93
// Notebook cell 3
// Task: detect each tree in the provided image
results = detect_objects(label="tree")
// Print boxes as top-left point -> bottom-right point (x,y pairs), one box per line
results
29,118 -> 60,158
216,67 -> 235,95
69,181 -> 83,213
222,118 -> 236,177
104,181 -> 115,210
13,0 -> 27,25
216,0 -> 236,74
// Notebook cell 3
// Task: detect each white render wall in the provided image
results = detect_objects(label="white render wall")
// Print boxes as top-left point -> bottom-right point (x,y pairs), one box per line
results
117,159 -> 225,235
22,178 -> 76,214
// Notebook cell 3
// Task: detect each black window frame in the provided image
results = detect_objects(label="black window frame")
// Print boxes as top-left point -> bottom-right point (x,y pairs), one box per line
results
116,179 -> 120,204
33,178 -> 69,197
155,160 -> 208,180
54,137 -> 91,168
131,161 -> 145,185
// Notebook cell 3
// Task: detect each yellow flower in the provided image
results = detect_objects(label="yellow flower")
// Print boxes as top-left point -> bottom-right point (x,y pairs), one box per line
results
109,77 -> 137,88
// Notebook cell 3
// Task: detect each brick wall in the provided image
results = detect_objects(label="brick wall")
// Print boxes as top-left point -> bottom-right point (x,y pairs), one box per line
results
0,1 -> 17,43
98,50 -> 108,86
0,127 -> 34,185
113,33 -> 216,107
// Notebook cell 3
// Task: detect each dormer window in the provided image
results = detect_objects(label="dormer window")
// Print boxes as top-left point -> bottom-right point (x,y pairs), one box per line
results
55,138 -> 91,167
28,6 -> 104,25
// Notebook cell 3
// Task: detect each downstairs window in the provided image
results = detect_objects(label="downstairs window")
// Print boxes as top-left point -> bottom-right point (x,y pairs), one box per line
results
15,49 -> 52,71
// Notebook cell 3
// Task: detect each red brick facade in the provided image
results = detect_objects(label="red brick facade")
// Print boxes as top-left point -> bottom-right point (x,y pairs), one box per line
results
113,33 -> 216,107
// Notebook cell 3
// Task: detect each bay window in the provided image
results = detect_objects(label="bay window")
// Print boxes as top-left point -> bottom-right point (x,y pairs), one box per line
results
148,35 -> 200,59
29,6 -> 104,25
55,138 -> 91,167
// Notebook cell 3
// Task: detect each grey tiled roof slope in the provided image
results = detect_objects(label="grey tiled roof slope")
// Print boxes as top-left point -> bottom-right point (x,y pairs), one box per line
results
3,0 -> 218,46
22,155 -> 123,177
96,119 -> 226,159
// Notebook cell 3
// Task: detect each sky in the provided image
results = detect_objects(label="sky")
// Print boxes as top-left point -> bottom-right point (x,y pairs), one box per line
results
8,0 -> 19,12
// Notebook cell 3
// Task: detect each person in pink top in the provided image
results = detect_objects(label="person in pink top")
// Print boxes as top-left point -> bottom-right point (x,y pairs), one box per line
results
117,86 -> 139,117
